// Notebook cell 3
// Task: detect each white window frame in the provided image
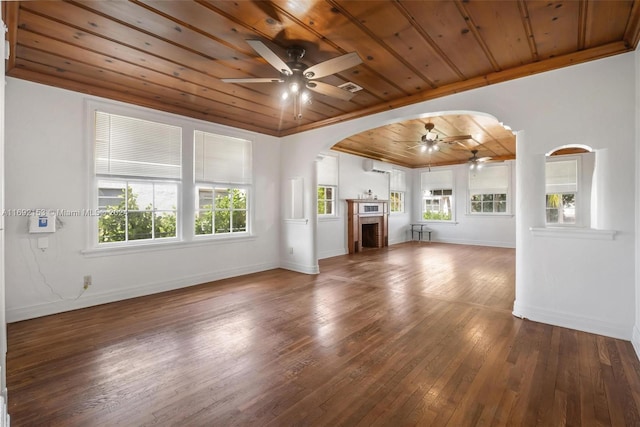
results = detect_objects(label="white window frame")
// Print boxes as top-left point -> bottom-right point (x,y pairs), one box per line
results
195,185 -> 250,236
317,154 -> 339,219
421,169 -> 454,222
470,193 -> 508,214
545,153 -> 592,227
390,169 -> 406,214
317,185 -> 337,217
468,163 -> 511,215
92,108 -> 182,247
86,100 -> 255,252
193,130 -> 252,239
97,179 -> 180,243
390,191 -> 405,213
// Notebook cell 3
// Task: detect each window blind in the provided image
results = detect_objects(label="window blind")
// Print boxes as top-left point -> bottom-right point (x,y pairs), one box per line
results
95,111 -> 182,179
421,170 -> 453,192
390,169 -> 406,191
469,164 -> 509,193
317,155 -> 338,186
546,159 -> 577,193
194,130 -> 252,184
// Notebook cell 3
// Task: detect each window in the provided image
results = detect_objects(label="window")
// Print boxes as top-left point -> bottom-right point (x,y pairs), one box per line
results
92,106 -> 254,248
471,193 -> 507,213
390,191 -> 404,213
390,169 -> 406,213
545,193 -> 575,224
195,187 -> 247,234
317,186 -> 335,215
193,130 -> 251,236
469,164 -> 510,214
424,189 -> 453,220
543,149 -> 596,228
421,170 -> 454,221
317,154 -> 338,217
95,111 -> 181,244
545,158 -> 578,225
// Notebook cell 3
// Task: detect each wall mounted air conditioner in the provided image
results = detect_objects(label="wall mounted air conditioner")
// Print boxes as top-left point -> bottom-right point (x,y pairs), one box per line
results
363,159 -> 393,174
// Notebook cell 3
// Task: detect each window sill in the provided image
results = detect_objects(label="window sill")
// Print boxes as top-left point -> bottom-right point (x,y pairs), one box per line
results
283,218 -> 309,225
318,216 -> 340,222
82,234 -> 257,257
529,227 -> 616,240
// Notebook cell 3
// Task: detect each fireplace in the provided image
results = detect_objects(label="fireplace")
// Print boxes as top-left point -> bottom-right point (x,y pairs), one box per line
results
346,199 -> 388,254
361,223 -> 379,248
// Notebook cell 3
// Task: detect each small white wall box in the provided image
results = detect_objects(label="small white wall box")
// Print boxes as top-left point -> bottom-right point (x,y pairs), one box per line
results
28,213 -> 56,233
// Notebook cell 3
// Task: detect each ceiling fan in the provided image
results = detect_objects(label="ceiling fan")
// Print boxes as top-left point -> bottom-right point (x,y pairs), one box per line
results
468,149 -> 493,169
401,123 -> 472,153
221,40 -> 363,119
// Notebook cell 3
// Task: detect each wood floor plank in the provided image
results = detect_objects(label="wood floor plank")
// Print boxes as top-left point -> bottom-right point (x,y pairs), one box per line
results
6,242 -> 640,426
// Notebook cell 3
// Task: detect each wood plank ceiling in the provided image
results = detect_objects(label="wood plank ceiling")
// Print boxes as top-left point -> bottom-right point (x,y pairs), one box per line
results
4,1 -> 640,168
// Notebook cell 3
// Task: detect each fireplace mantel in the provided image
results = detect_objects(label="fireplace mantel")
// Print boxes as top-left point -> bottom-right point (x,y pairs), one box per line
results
346,199 -> 389,254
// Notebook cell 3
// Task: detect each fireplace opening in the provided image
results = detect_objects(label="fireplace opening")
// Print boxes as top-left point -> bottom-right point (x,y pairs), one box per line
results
361,223 -> 379,249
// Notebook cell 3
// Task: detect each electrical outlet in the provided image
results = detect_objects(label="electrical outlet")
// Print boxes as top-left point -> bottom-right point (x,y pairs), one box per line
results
289,247 -> 294,254
83,275 -> 92,290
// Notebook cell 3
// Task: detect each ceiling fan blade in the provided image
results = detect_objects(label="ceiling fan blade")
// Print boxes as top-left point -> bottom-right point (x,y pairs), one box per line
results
307,81 -> 355,101
221,77 -> 284,83
304,52 -> 362,79
246,39 -> 292,75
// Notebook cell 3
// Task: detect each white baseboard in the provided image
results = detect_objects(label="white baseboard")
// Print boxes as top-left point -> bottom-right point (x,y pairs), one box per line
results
279,260 -> 319,275
7,261 -> 280,323
513,300 -> 632,340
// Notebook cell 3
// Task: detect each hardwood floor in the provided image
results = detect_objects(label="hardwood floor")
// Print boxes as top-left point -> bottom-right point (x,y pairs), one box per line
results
6,242 -> 640,426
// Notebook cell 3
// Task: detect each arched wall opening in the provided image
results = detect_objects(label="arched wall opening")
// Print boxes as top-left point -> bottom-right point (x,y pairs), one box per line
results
312,109 -> 518,257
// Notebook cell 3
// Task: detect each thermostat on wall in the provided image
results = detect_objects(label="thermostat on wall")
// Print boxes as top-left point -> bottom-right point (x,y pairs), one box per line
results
28,213 -> 56,233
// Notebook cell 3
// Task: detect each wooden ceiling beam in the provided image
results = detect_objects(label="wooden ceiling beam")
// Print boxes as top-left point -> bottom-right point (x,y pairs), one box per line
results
577,0 -> 588,51
453,0 -> 501,72
516,0 -> 539,62
624,0 -> 640,48
393,0 -> 466,80
3,2 -> 19,72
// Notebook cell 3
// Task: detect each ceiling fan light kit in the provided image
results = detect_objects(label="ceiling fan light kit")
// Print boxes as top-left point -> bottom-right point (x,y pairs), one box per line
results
469,161 -> 483,170
221,40 -> 363,120
422,139 -> 439,153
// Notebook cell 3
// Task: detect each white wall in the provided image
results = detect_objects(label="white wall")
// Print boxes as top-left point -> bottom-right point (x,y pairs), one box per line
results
5,78 -> 281,322
280,52 -> 637,341
412,162 -> 516,248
